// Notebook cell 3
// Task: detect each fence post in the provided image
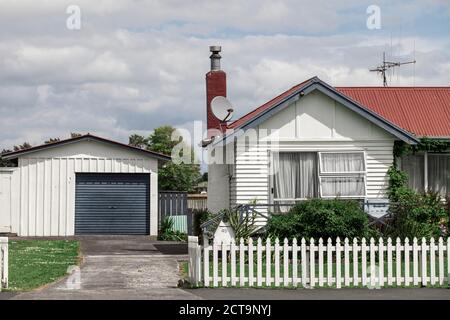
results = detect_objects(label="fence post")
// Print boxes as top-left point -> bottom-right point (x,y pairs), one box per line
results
318,238 -> 324,287
310,238 -> 316,288
203,237 -> 210,287
413,237 -> 419,286
213,238 -> 219,287
274,238 -> 280,287
379,238 -> 384,287
353,238 -> 359,287
369,238 -> 375,288
336,237 -> 342,289
430,238 -> 436,285
361,238 -> 367,287
344,238 -> 350,287
292,238 -> 298,287
447,238 -> 450,286
327,238 -> 333,287
222,240 -> 227,287
283,238 -> 289,287
248,238 -> 254,287
256,238 -> 262,287
438,237 -> 444,286
301,238 -> 307,288
239,238 -> 245,287
421,237 -> 428,286
395,238 -> 401,286
387,238 -> 393,286
404,237 -> 410,286
265,238 -> 271,287
0,237 -> 8,289
230,238 -> 237,287
188,236 -> 201,286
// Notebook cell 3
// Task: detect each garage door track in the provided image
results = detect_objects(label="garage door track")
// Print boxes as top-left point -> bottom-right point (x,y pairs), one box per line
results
13,236 -> 199,300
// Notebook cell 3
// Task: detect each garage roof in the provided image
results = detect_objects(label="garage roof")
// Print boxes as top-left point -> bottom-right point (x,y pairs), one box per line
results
1,134 -> 172,161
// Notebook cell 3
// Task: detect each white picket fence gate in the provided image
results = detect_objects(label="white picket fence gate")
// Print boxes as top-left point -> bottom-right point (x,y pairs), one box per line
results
188,236 -> 450,288
0,237 -> 8,290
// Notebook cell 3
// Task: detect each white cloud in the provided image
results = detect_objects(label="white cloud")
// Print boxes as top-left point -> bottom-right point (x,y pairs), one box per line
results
0,0 -> 449,152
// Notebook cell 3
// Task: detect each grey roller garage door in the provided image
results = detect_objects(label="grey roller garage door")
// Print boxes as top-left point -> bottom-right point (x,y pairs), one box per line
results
75,173 -> 150,235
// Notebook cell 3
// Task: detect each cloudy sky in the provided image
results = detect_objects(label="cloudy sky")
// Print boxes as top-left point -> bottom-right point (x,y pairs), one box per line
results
0,0 -> 450,156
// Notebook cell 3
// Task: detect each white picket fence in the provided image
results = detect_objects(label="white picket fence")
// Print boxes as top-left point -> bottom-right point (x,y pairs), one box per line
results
188,236 -> 450,288
0,237 -> 8,290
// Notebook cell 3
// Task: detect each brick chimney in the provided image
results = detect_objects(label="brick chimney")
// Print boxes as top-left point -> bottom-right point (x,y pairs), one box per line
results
206,46 -> 226,135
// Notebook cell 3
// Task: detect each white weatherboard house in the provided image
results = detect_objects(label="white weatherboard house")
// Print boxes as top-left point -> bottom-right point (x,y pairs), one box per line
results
0,134 -> 170,236
204,47 -> 450,216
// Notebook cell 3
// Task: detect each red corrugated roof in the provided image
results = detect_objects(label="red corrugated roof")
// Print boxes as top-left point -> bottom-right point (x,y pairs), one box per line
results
336,87 -> 450,138
228,77 -> 316,129
228,80 -> 450,138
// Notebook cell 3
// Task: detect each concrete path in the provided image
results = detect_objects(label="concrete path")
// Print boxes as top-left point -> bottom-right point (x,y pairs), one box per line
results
12,237 -> 199,300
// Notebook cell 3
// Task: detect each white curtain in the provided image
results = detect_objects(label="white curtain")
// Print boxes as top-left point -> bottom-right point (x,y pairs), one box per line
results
273,152 -> 318,200
321,152 -> 365,172
428,154 -> 450,197
400,154 -> 425,192
321,177 -> 365,197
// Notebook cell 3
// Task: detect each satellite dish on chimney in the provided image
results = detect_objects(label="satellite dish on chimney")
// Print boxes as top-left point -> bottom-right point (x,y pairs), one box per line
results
211,96 -> 234,122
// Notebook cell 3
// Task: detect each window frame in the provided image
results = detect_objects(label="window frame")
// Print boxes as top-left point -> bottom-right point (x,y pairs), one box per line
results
425,152 -> 450,195
270,151 -> 320,203
318,151 -> 367,199
269,150 -> 368,203
399,152 -> 450,196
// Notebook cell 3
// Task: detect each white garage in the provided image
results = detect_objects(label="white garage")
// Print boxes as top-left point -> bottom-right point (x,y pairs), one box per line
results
0,134 -> 170,237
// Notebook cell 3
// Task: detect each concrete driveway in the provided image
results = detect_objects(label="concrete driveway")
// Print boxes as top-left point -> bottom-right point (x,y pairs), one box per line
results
13,236 -> 199,300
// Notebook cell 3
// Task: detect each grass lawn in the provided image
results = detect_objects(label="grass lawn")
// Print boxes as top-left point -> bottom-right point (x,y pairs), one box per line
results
7,240 -> 80,291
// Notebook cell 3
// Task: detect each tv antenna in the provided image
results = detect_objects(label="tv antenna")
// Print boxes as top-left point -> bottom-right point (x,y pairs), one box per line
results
370,51 -> 416,86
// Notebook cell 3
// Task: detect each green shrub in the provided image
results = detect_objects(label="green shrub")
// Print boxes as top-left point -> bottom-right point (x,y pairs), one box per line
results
387,190 -> 447,238
158,217 -> 187,241
266,199 -> 373,240
192,209 -> 212,236
386,165 -> 448,238
222,207 -> 259,239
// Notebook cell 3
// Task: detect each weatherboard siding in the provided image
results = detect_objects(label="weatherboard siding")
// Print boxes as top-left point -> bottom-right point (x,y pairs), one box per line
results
230,140 -> 394,210
228,90 -> 397,214
3,140 -> 160,237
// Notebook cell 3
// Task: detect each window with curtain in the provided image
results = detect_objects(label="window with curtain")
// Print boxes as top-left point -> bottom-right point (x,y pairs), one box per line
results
272,152 -> 318,201
400,154 -> 425,192
319,152 -> 366,197
272,151 -> 367,205
428,154 -> 450,197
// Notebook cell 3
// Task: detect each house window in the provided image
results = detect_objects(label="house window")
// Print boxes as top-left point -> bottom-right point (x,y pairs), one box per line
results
272,152 -> 318,202
400,154 -> 425,192
428,154 -> 450,197
400,153 -> 450,197
319,152 -> 366,198
272,151 -> 366,205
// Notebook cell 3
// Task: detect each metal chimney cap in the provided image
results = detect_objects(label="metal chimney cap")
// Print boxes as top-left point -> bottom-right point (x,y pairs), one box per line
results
209,46 -> 221,53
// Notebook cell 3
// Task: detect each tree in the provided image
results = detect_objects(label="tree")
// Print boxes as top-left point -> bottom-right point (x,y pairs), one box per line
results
129,134 -> 149,149
1,143 -> 32,167
129,126 -> 201,192
0,149 -> 14,167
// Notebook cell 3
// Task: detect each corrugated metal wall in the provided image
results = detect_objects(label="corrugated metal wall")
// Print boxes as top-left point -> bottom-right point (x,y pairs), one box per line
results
16,157 -> 156,236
